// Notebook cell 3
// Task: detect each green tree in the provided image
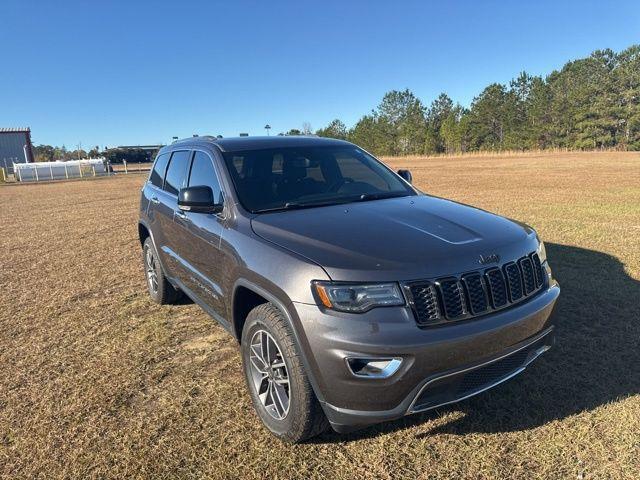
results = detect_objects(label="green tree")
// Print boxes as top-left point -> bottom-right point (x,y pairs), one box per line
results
426,93 -> 454,153
316,119 -> 348,140
506,72 -> 534,149
376,89 -> 427,155
615,45 -> 640,149
33,144 -> 55,162
467,83 -> 510,150
348,114 -> 393,155
440,105 -> 467,154
527,76 -> 553,148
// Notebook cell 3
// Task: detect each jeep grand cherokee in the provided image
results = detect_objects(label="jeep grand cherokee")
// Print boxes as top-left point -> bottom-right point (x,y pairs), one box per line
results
138,136 -> 559,442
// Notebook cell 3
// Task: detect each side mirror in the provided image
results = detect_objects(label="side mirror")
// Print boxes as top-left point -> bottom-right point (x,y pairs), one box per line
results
397,169 -> 412,183
178,186 -> 223,214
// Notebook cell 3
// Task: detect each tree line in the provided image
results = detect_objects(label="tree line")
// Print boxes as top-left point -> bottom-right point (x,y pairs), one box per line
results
32,145 -> 101,162
313,45 -> 640,155
32,145 -> 154,164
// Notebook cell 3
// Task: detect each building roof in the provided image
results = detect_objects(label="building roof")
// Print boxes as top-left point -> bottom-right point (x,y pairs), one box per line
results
169,135 -> 352,153
0,127 -> 31,134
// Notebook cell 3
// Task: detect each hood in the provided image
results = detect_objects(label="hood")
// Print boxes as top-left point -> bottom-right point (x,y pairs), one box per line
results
251,195 -> 539,282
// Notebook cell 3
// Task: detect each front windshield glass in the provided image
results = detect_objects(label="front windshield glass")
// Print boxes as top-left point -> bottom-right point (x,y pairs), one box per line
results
222,145 -> 415,213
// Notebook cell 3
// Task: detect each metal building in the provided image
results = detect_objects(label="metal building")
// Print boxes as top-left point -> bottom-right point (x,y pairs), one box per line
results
0,128 -> 34,171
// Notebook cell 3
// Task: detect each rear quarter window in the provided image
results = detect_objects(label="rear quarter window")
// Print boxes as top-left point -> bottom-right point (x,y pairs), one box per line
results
149,153 -> 170,188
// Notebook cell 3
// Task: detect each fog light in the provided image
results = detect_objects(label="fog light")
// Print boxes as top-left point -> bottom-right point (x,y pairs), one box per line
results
346,357 -> 402,378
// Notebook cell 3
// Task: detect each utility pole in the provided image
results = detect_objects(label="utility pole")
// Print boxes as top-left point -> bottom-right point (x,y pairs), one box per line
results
264,124 -> 271,136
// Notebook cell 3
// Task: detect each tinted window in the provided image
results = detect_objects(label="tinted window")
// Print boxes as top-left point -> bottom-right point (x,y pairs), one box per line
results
164,151 -> 190,195
150,153 -> 170,188
188,151 -> 222,202
222,146 -> 414,212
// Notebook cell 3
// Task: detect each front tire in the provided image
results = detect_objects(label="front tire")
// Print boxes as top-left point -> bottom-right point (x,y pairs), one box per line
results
142,237 -> 181,304
241,303 -> 328,443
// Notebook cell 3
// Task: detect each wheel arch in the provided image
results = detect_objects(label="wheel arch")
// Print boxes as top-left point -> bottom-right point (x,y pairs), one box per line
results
231,278 -> 327,404
231,279 -> 292,342
138,221 -> 150,247
137,220 -> 170,276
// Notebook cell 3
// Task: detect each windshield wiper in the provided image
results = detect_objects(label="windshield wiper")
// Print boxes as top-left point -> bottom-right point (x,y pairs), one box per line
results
255,201 -> 339,213
357,192 -> 410,202
255,193 -> 410,213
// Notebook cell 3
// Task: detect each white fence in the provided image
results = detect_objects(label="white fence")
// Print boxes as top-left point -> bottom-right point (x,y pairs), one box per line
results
14,159 -> 108,182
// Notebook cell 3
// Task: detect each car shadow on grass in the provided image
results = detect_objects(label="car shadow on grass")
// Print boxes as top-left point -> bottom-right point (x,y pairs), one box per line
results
313,242 -> 640,442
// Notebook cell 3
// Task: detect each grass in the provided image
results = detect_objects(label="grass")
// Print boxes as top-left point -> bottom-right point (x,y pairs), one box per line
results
1,151 -> 639,479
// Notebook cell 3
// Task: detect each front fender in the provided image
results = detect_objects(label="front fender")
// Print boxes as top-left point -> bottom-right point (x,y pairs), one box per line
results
231,277 -> 329,405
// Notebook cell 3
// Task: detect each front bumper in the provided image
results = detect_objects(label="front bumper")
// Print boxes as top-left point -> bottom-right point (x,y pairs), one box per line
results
291,283 -> 560,432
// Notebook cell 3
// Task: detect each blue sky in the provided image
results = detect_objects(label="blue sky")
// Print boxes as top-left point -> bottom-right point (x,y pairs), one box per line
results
1,0 -> 639,148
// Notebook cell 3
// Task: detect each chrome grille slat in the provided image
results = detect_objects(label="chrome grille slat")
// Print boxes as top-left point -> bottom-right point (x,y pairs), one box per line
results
405,251 -> 546,327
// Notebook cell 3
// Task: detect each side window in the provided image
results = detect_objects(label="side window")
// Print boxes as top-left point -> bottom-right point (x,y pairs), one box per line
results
163,150 -> 190,195
188,151 -> 222,202
150,153 -> 170,188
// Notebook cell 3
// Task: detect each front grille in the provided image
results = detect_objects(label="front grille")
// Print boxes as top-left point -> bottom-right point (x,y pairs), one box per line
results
437,279 -> 465,318
461,272 -> 488,314
485,268 -> 507,308
410,283 -> 440,325
519,257 -> 536,295
405,251 -> 546,327
504,262 -> 523,301
531,253 -> 545,288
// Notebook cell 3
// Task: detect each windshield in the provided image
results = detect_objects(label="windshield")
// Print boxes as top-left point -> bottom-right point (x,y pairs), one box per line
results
222,146 -> 415,213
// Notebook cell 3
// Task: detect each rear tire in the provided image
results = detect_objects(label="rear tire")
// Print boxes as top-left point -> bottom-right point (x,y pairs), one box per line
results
241,303 -> 328,443
142,237 -> 181,304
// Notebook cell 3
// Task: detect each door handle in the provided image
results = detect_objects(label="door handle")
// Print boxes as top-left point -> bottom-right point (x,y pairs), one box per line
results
150,197 -> 160,204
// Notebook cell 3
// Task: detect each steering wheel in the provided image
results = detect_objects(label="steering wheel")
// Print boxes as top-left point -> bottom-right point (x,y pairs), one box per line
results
328,177 -> 354,192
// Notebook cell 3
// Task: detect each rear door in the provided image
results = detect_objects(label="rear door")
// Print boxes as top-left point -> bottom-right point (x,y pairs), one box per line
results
173,149 -> 228,324
152,150 -> 190,278
144,152 -> 171,264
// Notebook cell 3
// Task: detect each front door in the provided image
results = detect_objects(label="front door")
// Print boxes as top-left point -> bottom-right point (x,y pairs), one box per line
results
173,150 -> 228,325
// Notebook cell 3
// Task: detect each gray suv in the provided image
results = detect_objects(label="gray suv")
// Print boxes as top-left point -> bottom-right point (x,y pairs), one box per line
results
138,136 -> 559,442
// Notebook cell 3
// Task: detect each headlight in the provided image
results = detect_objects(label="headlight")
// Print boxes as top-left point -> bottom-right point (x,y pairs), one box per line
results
312,281 -> 405,313
537,240 -> 547,263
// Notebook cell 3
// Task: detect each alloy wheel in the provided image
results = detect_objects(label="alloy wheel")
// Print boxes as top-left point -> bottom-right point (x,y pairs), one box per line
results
145,245 -> 158,293
249,329 -> 290,420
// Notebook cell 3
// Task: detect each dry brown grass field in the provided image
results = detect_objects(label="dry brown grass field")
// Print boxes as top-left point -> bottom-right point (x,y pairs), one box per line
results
1,151 -> 639,479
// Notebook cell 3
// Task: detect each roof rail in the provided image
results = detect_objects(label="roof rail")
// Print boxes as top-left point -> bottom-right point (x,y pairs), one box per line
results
171,135 -> 222,144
